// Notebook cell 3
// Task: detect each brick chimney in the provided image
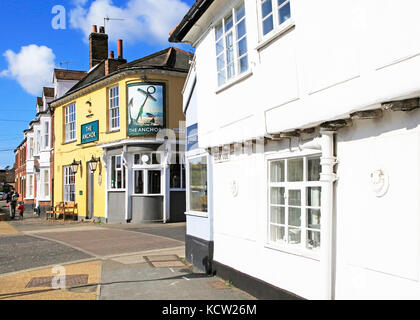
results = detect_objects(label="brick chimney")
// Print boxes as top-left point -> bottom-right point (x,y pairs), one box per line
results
89,25 -> 108,69
105,39 -> 127,76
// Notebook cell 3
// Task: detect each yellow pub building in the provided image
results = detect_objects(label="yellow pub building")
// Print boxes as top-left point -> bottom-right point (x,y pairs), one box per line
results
50,25 -> 192,223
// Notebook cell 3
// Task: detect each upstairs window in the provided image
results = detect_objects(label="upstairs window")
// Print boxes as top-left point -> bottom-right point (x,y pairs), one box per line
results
44,121 -> 49,149
260,0 -> 291,37
109,85 -> 120,131
215,2 -> 248,86
65,103 -> 76,142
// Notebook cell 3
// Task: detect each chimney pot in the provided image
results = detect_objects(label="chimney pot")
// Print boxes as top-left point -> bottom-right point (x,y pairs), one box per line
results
118,40 -> 123,59
110,51 -> 115,59
99,26 -> 105,33
92,25 -> 98,33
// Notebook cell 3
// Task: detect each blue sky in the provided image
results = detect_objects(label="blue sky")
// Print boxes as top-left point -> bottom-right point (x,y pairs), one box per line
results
0,0 -> 195,168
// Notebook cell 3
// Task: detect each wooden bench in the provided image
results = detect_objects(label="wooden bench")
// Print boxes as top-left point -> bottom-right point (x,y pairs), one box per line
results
46,202 -> 78,221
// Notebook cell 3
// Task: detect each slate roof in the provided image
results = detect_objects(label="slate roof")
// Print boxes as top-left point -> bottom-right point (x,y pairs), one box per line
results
43,87 -> 55,98
54,69 -> 87,81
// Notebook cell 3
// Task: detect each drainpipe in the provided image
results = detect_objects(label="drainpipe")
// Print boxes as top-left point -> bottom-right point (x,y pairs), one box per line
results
319,129 -> 337,300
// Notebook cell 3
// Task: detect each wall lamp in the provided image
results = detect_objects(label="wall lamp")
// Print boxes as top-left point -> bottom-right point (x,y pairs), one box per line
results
71,159 -> 82,174
88,156 -> 101,172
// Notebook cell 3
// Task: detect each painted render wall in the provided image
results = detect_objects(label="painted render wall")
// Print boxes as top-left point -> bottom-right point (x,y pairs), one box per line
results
334,109 -> 420,299
190,0 -> 420,149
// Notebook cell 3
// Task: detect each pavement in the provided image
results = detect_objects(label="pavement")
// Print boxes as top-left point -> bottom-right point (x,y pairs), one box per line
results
0,200 -> 256,301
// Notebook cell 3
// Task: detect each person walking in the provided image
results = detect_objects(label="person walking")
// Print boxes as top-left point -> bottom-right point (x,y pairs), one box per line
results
17,202 -> 25,220
9,189 -> 19,219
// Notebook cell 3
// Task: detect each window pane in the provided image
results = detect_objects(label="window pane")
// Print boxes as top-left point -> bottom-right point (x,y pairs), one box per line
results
270,206 -> 285,224
278,1 -> 291,24
308,157 -> 321,181
148,170 -> 161,194
307,187 -> 321,207
134,154 -> 140,165
262,16 -> 274,35
236,19 -> 246,39
262,0 -> 273,18
307,209 -> 321,229
225,15 -> 233,31
227,63 -> 235,79
236,4 -> 245,21
307,231 -> 320,250
288,207 -> 301,226
152,153 -> 161,165
217,54 -> 225,71
237,37 -> 247,56
278,0 -> 287,6
270,160 -> 284,182
216,39 -> 224,56
287,158 -> 303,181
189,156 -> 207,212
116,170 -> 122,189
239,56 -> 249,73
288,189 -> 301,206
270,187 -> 285,205
111,156 -> 116,188
270,225 -> 285,243
116,156 -> 121,168
288,227 -> 301,244
215,24 -> 223,40
134,171 -> 144,194
170,164 -> 181,189
218,71 -> 226,86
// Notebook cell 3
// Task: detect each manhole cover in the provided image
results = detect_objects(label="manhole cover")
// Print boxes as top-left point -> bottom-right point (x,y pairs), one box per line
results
144,255 -> 186,268
26,274 -> 89,288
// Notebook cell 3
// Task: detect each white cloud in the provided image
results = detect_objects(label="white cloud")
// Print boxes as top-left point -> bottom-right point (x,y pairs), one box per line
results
0,45 -> 55,96
69,0 -> 190,45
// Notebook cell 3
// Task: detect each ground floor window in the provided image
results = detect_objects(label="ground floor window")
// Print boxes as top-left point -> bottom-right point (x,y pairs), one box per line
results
268,155 -> 321,251
64,165 -> 75,202
170,164 -> 186,189
187,155 -> 208,213
111,155 -> 126,189
43,169 -> 50,198
133,169 -> 162,195
27,174 -> 34,198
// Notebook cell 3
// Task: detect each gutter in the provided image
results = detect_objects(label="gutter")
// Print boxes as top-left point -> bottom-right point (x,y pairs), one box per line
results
169,0 -> 214,43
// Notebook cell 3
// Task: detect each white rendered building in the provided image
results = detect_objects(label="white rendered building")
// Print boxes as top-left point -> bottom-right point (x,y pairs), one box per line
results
170,0 -> 420,299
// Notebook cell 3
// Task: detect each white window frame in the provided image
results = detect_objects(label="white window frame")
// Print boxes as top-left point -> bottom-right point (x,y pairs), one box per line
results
42,169 -> 50,199
64,165 -> 76,202
36,130 -> 41,155
109,154 -> 126,190
108,85 -> 120,131
132,168 -> 163,196
28,137 -> 34,159
266,152 -> 322,257
65,103 -> 76,142
27,174 -> 34,198
215,1 -> 249,87
186,153 -> 210,217
43,121 -> 50,149
258,0 -> 293,42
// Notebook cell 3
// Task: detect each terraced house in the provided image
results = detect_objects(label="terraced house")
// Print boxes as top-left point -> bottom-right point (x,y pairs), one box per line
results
50,26 -> 192,223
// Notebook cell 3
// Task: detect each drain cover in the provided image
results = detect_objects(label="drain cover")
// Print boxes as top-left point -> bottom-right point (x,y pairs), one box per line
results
144,255 -> 186,268
26,274 -> 89,288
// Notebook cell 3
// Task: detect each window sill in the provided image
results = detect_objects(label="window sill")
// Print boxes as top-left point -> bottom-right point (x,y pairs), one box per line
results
108,189 -> 126,192
215,70 -> 253,95
185,210 -> 208,218
131,194 -> 164,197
61,139 -> 76,145
170,188 -> 186,192
255,19 -> 295,51
106,129 -> 120,134
264,242 -> 320,261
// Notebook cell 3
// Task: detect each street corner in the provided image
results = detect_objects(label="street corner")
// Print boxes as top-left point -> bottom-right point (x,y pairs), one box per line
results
0,221 -> 20,236
0,260 -> 102,300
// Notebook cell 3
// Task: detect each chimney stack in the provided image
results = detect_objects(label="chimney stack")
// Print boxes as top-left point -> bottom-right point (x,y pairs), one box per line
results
89,25 -> 108,69
118,40 -> 123,59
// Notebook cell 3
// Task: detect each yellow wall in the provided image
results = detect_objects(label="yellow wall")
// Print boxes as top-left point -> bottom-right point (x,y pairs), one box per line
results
53,73 -> 186,218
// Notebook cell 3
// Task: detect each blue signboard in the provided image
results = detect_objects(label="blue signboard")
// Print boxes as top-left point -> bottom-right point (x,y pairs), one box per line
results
187,123 -> 198,151
81,120 -> 99,144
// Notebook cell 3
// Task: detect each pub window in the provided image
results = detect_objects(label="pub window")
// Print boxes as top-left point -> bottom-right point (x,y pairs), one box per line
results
110,155 -> 126,189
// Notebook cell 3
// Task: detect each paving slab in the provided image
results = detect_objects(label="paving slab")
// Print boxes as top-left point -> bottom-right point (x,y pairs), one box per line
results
0,260 -> 101,300
0,222 -> 19,236
0,235 -> 93,275
35,229 -> 184,257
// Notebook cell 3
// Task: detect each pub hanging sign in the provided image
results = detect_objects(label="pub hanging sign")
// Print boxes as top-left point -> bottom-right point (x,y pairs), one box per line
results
127,82 -> 165,136
81,120 -> 99,144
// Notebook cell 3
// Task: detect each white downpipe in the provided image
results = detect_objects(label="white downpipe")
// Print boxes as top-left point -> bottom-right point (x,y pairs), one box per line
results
319,130 -> 337,300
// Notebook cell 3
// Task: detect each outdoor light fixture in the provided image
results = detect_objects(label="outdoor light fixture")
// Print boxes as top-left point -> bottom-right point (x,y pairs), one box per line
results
71,159 -> 82,174
88,156 -> 100,172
